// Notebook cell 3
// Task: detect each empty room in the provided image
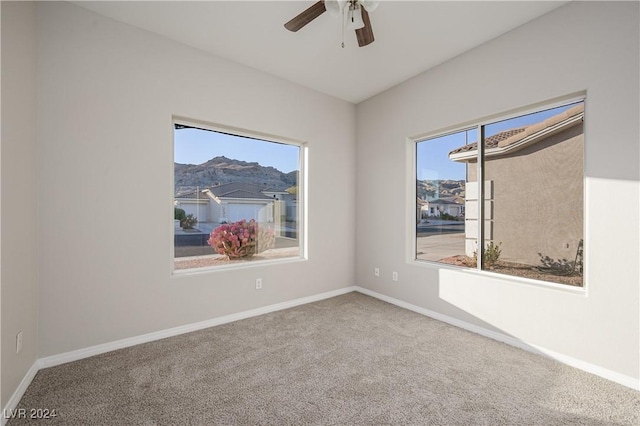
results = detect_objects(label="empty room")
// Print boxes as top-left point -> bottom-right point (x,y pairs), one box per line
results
2,1 -> 639,424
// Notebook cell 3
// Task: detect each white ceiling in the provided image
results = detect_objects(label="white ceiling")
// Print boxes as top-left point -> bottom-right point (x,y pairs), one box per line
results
71,1 -> 569,104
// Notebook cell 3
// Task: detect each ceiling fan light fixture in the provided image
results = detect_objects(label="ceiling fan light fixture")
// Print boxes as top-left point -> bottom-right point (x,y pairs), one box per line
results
346,4 -> 365,30
360,0 -> 380,13
325,0 -> 347,16
284,0 -> 376,47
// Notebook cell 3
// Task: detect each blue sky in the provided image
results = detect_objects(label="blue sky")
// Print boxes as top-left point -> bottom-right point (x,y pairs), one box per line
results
175,102 -> 581,179
417,129 -> 474,181
174,127 -> 300,173
417,101 -> 582,181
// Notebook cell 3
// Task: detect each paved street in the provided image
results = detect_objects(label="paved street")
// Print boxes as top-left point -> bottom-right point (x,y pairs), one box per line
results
175,222 -> 298,258
416,220 -> 464,236
176,220 -> 466,262
416,231 -> 466,262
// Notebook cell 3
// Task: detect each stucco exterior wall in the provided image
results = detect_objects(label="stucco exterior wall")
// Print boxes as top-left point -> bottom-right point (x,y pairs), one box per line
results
467,122 -> 584,266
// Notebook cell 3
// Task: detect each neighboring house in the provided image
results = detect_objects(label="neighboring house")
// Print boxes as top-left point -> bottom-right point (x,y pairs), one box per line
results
419,198 -> 464,219
175,183 -> 295,234
449,104 -> 584,265
416,197 -> 427,222
262,188 -> 298,223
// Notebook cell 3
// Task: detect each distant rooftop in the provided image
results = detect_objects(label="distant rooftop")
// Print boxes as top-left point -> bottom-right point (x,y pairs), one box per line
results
428,198 -> 462,205
175,182 -> 277,200
208,182 -> 272,199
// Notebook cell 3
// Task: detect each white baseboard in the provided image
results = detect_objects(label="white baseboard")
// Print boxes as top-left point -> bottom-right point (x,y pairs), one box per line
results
355,286 -> 640,391
3,286 -> 356,419
3,283 -> 637,421
39,286 -> 357,369
1,362 -> 39,426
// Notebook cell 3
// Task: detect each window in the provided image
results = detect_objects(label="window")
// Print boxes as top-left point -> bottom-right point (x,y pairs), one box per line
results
416,128 -> 475,263
416,100 -> 584,287
173,121 -> 304,272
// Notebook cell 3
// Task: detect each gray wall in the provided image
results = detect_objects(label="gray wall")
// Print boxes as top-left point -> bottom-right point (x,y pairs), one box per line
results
1,1 -> 39,408
2,0 -> 639,407
36,2 -> 355,358
356,1 -> 639,382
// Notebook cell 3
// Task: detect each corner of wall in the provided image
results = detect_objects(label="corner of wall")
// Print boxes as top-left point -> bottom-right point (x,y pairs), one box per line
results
1,0 -> 39,410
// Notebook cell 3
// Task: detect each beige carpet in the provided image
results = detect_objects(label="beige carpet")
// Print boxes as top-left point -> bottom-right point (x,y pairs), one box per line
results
9,292 -> 640,425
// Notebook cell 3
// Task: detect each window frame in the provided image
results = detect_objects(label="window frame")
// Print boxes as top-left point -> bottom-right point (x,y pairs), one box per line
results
409,95 -> 586,290
171,116 -> 308,276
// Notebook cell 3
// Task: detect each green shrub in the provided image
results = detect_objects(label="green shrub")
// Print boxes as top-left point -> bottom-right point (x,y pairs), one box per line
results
285,186 -> 298,195
174,207 -> 186,221
473,241 -> 502,267
180,213 -> 198,230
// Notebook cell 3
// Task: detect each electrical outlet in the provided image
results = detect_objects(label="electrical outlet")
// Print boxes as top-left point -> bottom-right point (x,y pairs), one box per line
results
255,278 -> 263,290
392,272 -> 398,282
16,331 -> 23,354
374,268 -> 380,277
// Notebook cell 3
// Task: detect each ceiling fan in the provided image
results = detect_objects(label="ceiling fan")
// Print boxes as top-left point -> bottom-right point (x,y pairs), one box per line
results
284,0 -> 380,47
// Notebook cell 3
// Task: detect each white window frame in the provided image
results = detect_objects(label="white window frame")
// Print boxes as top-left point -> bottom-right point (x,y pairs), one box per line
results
408,95 -> 586,291
171,117 -> 308,275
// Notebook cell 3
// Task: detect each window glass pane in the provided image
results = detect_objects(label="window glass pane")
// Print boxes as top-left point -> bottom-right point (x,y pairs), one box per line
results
478,102 -> 584,286
173,125 -> 302,271
416,128 -> 475,265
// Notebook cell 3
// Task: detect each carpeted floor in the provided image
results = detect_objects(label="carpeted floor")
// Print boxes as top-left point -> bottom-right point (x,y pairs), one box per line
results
9,292 -> 640,425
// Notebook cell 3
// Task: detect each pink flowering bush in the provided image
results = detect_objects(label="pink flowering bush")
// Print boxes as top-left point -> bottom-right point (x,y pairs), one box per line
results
207,219 -> 275,259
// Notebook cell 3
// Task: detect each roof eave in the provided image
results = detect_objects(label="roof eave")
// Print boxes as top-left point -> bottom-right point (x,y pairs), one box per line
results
449,112 -> 583,162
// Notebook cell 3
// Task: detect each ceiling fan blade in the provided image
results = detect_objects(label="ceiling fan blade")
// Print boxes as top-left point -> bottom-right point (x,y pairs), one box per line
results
355,8 -> 374,47
284,1 -> 327,32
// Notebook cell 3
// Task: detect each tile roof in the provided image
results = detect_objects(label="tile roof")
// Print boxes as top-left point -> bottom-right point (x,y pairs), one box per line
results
449,128 -> 526,155
208,182 -> 272,199
449,103 -> 584,157
214,189 -> 273,200
175,182 -> 273,200
175,191 -> 205,199
428,198 -> 462,205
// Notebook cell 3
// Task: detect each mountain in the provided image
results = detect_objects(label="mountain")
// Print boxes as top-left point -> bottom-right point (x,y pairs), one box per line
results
175,156 -> 297,195
417,179 -> 465,200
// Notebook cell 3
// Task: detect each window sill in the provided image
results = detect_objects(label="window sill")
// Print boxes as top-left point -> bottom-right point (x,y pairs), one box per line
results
411,259 -> 587,295
172,251 -> 306,277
